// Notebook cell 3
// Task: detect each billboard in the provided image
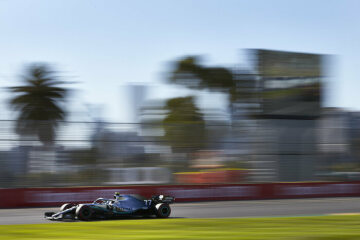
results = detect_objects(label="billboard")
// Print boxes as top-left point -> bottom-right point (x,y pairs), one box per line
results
255,49 -> 323,119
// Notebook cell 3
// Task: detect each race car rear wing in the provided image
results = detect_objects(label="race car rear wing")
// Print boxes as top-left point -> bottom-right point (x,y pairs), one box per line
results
151,195 -> 175,204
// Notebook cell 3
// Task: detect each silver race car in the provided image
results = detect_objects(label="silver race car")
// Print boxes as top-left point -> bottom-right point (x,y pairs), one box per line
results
45,192 -> 175,221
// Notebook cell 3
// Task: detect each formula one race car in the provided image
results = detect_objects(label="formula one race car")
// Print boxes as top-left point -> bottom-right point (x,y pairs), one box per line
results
44,192 -> 175,221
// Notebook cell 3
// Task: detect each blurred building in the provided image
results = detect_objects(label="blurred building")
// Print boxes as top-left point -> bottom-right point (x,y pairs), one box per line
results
246,49 -> 324,182
318,108 -> 349,159
92,129 -> 146,162
231,68 -> 261,122
317,108 -> 360,180
128,84 -> 147,123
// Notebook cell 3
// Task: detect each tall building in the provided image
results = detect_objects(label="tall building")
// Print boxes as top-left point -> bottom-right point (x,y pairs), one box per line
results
128,84 -> 147,123
231,68 -> 261,122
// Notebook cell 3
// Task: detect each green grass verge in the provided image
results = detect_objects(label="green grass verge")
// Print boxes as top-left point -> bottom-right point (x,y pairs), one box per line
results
1,215 -> 360,239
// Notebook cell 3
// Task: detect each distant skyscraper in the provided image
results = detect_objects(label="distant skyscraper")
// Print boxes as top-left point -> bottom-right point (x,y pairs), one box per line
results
128,84 -> 147,123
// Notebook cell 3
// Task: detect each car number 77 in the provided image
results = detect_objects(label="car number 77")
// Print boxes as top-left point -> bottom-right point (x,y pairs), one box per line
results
144,200 -> 152,206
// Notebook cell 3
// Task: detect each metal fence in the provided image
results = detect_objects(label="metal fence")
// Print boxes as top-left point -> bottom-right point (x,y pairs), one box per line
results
0,117 -> 358,188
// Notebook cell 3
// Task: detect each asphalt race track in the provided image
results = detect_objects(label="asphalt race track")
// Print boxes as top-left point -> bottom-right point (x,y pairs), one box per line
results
0,197 -> 359,225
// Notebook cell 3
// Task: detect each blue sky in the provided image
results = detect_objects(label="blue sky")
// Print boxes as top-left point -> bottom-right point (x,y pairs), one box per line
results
0,0 -> 359,122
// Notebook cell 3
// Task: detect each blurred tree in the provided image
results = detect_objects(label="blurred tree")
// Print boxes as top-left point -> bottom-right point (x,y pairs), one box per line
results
169,56 -> 237,100
163,96 -> 206,153
9,63 -> 67,145
169,56 -> 260,118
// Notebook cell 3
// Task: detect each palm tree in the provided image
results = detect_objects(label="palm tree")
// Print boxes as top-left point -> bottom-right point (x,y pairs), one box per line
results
163,96 -> 206,153
9,63 -> 67,145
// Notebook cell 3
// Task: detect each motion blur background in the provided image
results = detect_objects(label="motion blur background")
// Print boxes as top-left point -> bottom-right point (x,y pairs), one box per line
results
0,0 -> 359,188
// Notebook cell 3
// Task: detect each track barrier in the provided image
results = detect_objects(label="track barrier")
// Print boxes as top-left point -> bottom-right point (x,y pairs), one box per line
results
1,182 -> 360,208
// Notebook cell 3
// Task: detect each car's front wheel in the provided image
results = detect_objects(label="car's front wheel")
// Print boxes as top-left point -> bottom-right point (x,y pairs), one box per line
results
44,212 -> 55,218
60,203 -> 74,211
76,205 -> 93,221
155,203 -> 171,218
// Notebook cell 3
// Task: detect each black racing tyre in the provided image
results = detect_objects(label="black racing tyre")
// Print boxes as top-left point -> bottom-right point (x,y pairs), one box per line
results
76,205 -> 93,221
44,212 -> 55,217
60,203 -> 74,211
155,203 -> 171,218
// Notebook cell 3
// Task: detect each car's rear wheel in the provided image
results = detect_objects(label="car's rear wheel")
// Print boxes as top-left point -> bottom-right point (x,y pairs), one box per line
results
76,205 -> 93,221
60,203 -> 74,211
155,203 -> 171,218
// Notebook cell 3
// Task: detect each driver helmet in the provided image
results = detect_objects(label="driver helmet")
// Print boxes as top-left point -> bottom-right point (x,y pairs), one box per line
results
114,192 -> 121,199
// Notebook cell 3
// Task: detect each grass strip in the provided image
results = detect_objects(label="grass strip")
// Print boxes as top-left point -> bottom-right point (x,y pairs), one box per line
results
1,215 -> 360,239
